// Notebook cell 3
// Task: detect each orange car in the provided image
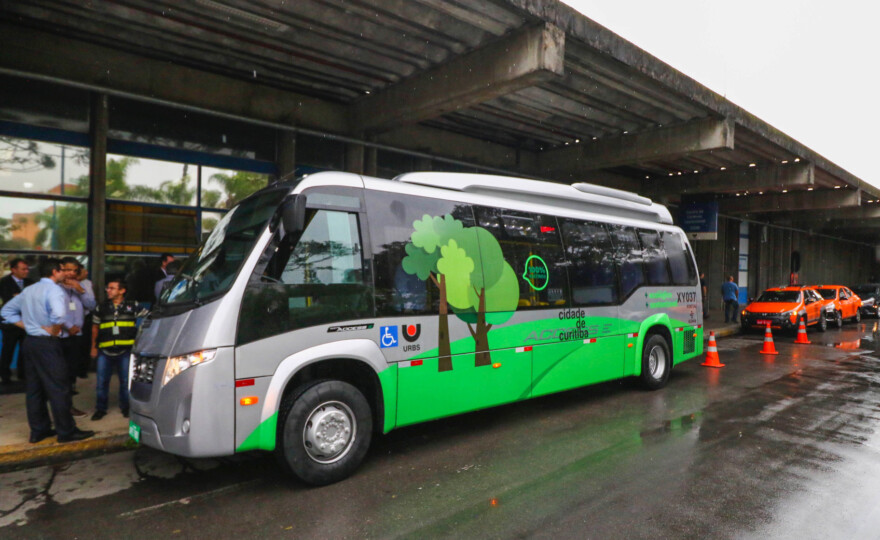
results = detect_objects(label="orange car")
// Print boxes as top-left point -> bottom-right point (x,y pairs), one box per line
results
807,285 -> 862,328
740,286 -> 834,332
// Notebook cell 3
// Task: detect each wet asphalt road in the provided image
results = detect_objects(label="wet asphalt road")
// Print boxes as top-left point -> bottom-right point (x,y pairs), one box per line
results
3,322 -> 880,538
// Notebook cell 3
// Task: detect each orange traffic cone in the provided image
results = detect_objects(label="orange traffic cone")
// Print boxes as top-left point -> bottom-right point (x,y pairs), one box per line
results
760,323 -> 779,355
793,319 -> 811,344
701,331 -> 725,368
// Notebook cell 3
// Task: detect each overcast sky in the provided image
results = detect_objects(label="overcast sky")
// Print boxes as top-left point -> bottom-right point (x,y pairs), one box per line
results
561,1 -> 880,188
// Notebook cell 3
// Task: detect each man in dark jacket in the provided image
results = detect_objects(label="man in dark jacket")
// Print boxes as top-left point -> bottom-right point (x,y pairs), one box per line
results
0,258 -> 34,383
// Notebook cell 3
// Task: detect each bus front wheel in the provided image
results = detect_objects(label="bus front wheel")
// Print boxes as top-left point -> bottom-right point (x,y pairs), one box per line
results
276,380 -> 373,486
640,334 -> 671,390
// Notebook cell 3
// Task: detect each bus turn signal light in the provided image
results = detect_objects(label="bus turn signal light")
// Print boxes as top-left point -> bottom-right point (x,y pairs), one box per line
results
240,396 -> 259,406
492,363 -> 502,369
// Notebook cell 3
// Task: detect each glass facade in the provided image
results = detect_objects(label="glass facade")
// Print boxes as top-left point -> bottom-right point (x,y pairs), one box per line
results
0,73 -> 358,297
0,138 -> 90,196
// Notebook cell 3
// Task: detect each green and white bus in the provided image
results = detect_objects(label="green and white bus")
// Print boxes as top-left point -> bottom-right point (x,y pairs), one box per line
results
129,171 -> 703,485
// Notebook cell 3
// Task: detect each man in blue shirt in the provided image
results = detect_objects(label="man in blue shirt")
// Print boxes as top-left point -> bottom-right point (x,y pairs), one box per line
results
721,275 -> 740,324
59,257 -> 96,415
1,258 -> 94,443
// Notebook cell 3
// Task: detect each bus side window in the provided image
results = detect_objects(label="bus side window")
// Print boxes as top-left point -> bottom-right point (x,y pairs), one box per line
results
559,219 -> 618,306
473,207 -> 569,309
664,231 -> 696,285
364,190 -> 476,316
638,229 -> 671,285
608,225 -> 646,299
238,209 -> 371,344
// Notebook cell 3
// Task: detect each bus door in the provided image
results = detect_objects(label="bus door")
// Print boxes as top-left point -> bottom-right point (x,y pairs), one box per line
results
234,188 -> 373,449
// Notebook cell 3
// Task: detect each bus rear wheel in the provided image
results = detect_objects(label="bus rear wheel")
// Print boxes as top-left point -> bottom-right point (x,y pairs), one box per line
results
640,334 -> 671,390
276,380 -> 372,486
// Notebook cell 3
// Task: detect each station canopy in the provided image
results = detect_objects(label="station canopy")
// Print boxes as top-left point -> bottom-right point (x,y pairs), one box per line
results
2,0 -> 878,241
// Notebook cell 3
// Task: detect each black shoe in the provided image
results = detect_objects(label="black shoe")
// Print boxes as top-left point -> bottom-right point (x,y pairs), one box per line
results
29,429 -> 57,444
71,407 -> 87,418
121,408 -> 129,418
91,410 -> 106,421
57,429 -> 95,443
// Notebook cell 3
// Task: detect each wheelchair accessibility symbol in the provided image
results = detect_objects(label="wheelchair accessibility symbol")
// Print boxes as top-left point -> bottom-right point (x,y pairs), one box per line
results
379,326 -> 399,348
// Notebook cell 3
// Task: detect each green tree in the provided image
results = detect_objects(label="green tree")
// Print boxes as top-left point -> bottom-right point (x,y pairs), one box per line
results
0,136 -> 56,173
402,214 -> 519,370
438,227 -> 519,367
402,215 -> 465,370
207,171 -> 267,208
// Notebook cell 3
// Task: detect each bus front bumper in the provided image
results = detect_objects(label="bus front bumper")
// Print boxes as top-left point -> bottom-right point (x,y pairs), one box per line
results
128,347 -> 236,458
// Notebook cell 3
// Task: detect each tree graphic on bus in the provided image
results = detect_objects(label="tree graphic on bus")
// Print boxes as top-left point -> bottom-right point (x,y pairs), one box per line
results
401,214 -> 519,371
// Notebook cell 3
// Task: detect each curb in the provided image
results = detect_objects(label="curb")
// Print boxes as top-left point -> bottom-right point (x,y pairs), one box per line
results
0,433 -> 134,473
711,325 -> 742,339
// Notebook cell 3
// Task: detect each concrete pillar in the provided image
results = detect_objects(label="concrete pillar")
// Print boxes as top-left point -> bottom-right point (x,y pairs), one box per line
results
88,93 -> 108,296
345,140 -> 365,174
275,129 -> 296,181
414,157 -> 433,171
364,143 -> 378,177
737,221 -> 749,303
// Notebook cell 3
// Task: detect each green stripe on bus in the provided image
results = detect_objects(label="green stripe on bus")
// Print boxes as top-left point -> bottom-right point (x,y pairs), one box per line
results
236,411 -> 278,452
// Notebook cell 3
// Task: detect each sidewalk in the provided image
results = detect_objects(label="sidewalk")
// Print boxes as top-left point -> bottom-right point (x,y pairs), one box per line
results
703,304 -> 742,339
0,308 -> 739,472
0,372 -> 134,472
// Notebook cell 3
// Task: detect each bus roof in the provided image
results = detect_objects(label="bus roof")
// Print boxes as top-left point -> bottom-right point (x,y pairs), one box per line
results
284,171 -> 675,227
394,172 -> 672,225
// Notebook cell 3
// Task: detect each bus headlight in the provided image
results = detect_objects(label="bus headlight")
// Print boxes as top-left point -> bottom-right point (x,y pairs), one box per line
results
163,349 -> 217,385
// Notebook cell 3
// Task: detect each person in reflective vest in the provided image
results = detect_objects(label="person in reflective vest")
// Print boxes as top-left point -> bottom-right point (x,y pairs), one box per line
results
90,279 -> 139,421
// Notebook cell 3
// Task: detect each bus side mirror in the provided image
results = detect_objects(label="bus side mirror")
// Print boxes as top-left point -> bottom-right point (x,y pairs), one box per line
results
281,195 -> 306,234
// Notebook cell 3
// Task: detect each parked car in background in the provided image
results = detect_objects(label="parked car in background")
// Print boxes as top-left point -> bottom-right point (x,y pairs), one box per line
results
740,286 -> 834,332
851,284 -> 880,318
807,285 -> 863,327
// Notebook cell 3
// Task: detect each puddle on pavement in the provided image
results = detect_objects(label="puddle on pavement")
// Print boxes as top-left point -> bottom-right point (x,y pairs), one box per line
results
639,411 -> 703,443
0,447 -> 227,527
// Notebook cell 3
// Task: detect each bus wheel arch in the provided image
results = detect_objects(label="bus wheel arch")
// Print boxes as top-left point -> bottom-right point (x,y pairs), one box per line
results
639,326 -> 672,390
275,378 -> 373,485
280,357 -> 385,438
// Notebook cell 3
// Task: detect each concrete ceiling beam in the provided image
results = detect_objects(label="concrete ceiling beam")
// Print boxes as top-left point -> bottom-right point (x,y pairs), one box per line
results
0,23 -> 348,132
721,189 -> 860,214
350,22 -> 566,134
645,162 -> 814,199
539,116 -> 734,176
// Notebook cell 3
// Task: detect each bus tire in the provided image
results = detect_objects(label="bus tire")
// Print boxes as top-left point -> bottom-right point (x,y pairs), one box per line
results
640,334 -> 671,390
276,380 -> 372,486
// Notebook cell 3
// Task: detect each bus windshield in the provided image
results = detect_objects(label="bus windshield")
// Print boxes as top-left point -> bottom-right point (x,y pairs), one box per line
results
159,187 -> 290,307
